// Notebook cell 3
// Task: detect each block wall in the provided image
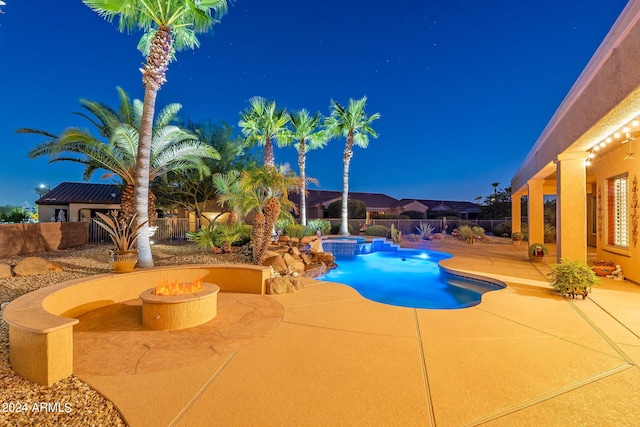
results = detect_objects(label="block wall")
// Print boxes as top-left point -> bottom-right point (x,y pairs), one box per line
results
0,222 -> 88,257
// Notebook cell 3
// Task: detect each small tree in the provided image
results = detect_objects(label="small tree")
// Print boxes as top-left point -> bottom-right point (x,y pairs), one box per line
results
327,199 -> 367,219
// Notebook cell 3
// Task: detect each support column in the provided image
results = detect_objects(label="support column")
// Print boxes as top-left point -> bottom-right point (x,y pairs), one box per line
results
511,194 -> 522,234
557,152 -> 588,262
527,179 -> 545,245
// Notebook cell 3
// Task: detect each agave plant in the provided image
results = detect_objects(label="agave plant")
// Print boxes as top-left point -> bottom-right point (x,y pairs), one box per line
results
95,210 -> 146,252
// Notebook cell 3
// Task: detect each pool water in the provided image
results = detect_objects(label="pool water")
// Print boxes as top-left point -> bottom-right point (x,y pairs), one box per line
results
322,249 -> 504,309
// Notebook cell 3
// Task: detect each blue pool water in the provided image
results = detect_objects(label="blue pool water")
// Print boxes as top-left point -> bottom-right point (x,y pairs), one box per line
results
322,249 -> 504,309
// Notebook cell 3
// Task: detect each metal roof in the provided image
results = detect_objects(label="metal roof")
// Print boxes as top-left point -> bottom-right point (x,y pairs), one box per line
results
36,182 -> 122,205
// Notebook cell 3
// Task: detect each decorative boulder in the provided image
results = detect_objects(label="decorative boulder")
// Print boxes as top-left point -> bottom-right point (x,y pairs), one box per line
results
431,233 -> 445,240
262,255 -> 288,275
283,253 -> 305,274
300,235 -> 318,245
0,264 -> 12,279
266,276 -> 297,294
289,246 -> 301,258
13,257 -> 63,277
311,252 -> 334,265
309,239 -> 324,252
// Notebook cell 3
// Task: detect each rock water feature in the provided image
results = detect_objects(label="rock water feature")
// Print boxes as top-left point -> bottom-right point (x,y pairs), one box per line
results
261,235 -> 337,294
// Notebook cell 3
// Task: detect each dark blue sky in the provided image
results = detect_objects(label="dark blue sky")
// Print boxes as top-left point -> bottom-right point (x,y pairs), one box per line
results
0,0 -> 628,208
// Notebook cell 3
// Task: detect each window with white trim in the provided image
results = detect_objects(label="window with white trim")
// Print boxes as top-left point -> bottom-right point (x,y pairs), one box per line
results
607,174 -> 629,247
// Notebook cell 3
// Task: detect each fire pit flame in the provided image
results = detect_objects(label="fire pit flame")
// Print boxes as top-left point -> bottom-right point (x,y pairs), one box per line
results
154,278 -> 204,296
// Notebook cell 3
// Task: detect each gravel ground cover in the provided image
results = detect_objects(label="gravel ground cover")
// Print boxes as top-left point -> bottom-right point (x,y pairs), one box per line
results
0,242 -> 250,426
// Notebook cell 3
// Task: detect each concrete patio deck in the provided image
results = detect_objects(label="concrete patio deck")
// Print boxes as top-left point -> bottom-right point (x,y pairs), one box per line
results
75,241 -> 640,426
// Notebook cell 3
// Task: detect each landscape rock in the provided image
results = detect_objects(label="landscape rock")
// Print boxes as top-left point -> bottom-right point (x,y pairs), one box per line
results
13,257 -> 63,277
311,251 -> 334,265
266,276 -> 297,294
262,255 -> 288,275
431,233 -> 445,240
283,253 -> 305,274
309,239 -> 324,252
300,235 -> 318,245
289,246 -> 301,258
303,263 -> 327,279
0,264 -> 12,279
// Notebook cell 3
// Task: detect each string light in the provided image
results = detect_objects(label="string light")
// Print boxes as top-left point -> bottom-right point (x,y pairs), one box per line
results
587,114 -> 640,163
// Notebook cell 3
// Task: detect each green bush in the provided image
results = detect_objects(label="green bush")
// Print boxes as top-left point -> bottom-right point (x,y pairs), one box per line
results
365,225 -> 388,237
237,224 -> 253,245
458,225 -> 475,244
548,259 -> 600,298
330,222 -> 354,234
544,223 -> 556,243
327,199 -> 367,219
283,224 -> 308,239
0,208 -> 30,223
492,222 -> 512,237
306,219 -> 331,235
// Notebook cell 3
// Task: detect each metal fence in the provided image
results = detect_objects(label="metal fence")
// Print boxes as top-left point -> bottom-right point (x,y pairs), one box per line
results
88,218 -> 195,243
369,218 -> 514,236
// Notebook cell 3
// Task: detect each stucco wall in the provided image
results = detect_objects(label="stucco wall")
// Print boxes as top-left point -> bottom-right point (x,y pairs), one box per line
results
591,143 -> 640,284
0,222 -> 88,257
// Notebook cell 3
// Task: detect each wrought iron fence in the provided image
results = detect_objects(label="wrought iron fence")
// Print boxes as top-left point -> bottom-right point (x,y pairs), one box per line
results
88,218 -> 195,243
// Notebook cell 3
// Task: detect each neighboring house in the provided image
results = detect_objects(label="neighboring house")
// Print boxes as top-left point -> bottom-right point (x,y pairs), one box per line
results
511,0 -> 640,283
289,190 -> 479,222
36,182 -> 122,223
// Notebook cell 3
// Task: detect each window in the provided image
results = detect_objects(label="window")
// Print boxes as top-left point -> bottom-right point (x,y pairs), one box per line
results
607,174 -> 629,247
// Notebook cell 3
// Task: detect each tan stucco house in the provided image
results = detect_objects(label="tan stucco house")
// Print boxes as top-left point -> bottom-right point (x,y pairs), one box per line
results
512,0 -> 640,283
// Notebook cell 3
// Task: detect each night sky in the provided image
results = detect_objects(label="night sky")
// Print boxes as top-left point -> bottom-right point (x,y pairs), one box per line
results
0,0 -> 629,208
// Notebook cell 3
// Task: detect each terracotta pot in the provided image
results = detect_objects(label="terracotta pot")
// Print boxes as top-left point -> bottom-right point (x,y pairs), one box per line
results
109,250 -> 138,273
593,265 -> 615,277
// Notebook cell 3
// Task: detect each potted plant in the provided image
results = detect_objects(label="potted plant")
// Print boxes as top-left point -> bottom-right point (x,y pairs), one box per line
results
511,231 -> 523,243
548,259 -> 600,299
528,243 -> 549,262
95,210 -> 146,273
591,260 -> 616,277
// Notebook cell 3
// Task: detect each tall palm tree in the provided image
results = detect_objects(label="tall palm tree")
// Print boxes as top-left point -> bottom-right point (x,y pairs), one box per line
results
83,0 -> 229,267
285,110 -> 327,226
325,97 -> 380,235
239,97 -> 290,167
491,182 -> 500,194
21,89 -> 219,226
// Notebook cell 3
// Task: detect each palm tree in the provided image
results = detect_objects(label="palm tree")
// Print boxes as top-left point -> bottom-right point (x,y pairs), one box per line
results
285,109 -> 327,226
212,170 -> 243,225
491,182 -> 500,194
21,89 -> 219,226
239,97 -> 290,167
215,165 -> 298,264
325,97 -> 380,235
82,0 -> 229,267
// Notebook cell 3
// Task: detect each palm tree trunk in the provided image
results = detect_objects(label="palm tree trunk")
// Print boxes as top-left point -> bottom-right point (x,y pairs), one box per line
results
134,25 -> 171,268
264,136 -> 275,167
298,140 -> 307,226
340,135 -> 353,235
134,86 -> 157,268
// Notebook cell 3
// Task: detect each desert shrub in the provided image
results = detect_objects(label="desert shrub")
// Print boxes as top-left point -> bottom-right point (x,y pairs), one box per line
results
492,222 -> 512,237
458,225 -> 475,243
365,225 -> 388,237
275,217 -> 294,235
416,223 -> 435,238
237,224 -> 253,245
544,223 -> 556,243
283,224 -> 307,239
327,199 -> 367,219
187,222 -> 245,251
548,259 -> 600,298
330,222 -> 353,234
306,219 -> 331,235
407,233 -> 421,242
472,226 -> 485,238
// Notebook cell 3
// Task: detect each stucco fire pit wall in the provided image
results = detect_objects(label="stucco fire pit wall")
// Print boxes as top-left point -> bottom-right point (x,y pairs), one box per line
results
139,283 -> 220,331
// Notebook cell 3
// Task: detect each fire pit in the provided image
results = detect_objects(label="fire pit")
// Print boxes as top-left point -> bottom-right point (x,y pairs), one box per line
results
139,279 -> 220,331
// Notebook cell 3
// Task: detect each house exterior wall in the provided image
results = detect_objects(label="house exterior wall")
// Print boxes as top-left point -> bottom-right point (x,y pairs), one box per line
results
591,143 -> 640,282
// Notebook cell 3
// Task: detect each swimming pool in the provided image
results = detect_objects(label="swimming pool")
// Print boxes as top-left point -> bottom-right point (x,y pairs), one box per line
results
321,249 -> 505,309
